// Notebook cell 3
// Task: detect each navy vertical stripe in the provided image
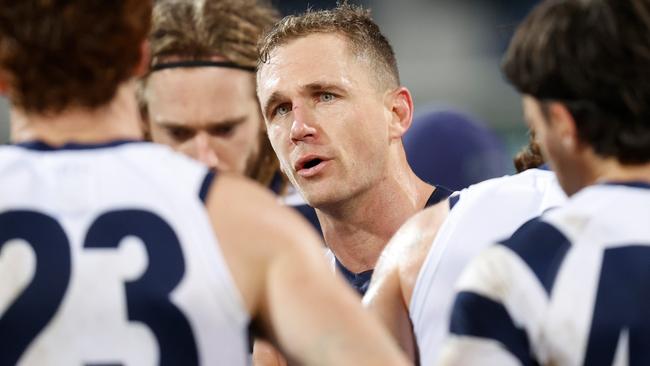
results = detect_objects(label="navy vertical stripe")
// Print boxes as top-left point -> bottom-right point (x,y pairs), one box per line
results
500,219 -> 570,294
583,245 -> 650,366
199,170 -> 217,204
449,291 -> 538,366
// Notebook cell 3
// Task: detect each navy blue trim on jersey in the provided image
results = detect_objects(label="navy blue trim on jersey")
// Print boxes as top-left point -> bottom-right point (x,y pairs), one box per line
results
449,194 -> 461,210
450,291 -> 538,366
583,245 -> 650,365
500,219 -> 570,295
426,185 -> 453,208
334,185 -> 451,295
538,164 -> 551,171
199,170 -> 217,204
601,181 -> 650,190
335,259 -> 373,296
14,139 -> 144,151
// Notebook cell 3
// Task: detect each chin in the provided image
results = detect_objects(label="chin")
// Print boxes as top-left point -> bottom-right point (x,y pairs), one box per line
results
301,188 -> 340,209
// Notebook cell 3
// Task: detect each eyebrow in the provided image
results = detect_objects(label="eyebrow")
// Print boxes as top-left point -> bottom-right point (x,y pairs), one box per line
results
154,116 -> 248,129
303,82 -> 346,95
262,82 -> 347,119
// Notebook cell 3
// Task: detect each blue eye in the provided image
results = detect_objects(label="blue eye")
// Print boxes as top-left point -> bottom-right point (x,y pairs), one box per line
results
276,104 -> 291,116
320,93 -> 335,102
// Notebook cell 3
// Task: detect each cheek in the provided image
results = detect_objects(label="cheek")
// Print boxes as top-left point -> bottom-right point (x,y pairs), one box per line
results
233,122 -> 261,153
267,125 -> 289,157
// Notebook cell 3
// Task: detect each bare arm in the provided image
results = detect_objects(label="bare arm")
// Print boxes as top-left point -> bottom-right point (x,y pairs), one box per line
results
208,173 -> 410,366
363,203 -> 448,363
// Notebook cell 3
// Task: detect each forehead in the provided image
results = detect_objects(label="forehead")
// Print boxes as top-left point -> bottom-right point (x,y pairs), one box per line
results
257,33 -> 373,98
146,67 -> 255,104
147,67 -> 257,113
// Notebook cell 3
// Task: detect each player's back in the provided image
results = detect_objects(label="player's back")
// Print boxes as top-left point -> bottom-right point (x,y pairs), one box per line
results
535,182 -> 650,365
0,141 -> 248,365
442,182 -> 650,365
410,168 -> 566,365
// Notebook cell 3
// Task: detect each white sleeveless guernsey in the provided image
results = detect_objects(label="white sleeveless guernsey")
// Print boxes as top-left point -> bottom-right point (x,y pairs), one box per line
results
410,168 -> 566,365
0,141 -> 249,366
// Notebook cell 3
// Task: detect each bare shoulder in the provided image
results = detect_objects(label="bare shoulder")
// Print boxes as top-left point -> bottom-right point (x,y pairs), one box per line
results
373,201 -> 449,304
206,174 -> 409,365
204,172 -> 324,316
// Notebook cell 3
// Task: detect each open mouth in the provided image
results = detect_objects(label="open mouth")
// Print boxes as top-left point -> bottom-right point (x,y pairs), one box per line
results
302,158 -> 323,170
295,155 -> 330,177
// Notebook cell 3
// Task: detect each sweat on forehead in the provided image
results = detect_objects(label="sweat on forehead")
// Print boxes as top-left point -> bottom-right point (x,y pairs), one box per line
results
258,32 -> 398,93
257,4 -> 400,90
257,34 -> 396,95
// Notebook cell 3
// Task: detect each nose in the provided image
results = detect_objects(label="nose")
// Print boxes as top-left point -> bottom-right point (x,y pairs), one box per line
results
289,105 -> 318,144
193,132 -> 220,169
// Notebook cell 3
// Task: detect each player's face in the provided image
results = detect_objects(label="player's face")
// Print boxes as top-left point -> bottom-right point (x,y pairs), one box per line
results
146,67 -> 262,174
258,34 -> 393,207
523,95 -> 584,195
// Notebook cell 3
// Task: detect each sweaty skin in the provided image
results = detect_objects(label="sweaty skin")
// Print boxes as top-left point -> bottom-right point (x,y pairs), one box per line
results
10,83 -> 411,366
363,202 -> 449,363
257,33 -> 434,276
208,173 -> 411,366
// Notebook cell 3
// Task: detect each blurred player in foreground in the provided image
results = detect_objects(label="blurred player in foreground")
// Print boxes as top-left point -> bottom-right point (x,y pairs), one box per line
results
257,3 -> 451,296
0,1 -> 409,365
439,0 -> 650,364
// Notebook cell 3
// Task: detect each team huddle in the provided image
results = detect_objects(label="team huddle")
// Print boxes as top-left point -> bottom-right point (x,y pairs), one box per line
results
0,0 -> 648,365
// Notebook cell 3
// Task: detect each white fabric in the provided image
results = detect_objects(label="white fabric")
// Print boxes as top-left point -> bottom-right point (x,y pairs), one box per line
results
410,169 -> 566,365
438,183 -> 650,365
0,142 -> 249,365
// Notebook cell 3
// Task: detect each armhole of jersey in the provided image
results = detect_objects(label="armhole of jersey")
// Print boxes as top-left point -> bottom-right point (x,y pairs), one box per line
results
193,185 -> 251,332
199,170 -> 217,204
410,188 -> 462,321
192,167 -> 249,327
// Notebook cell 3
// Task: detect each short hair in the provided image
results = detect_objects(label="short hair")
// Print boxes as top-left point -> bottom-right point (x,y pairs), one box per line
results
0,0 -> 151,114
503,0 -> 650,164
140,0 -> 283,189
258,3 -> 400,90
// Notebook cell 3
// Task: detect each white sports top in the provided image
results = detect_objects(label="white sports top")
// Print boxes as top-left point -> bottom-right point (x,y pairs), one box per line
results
410,168 -> 566,365
0,141 -> 249,365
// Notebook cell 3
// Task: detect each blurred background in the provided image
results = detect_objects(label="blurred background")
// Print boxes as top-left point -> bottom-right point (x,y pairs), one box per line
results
0,0 -> 541,185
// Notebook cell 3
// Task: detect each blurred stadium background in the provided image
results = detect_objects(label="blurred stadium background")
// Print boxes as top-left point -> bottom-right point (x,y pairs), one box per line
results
0,0 -> 539,174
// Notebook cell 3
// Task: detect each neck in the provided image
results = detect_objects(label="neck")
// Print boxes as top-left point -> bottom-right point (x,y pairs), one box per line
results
319,154 -> 433,273
594,158 -> 650,186
10,81 -> 143,145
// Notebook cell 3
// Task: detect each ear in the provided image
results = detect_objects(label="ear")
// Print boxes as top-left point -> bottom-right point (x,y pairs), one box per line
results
386,86 -> 414,139
546,102 -> 580,151
133,40 -> 151,78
